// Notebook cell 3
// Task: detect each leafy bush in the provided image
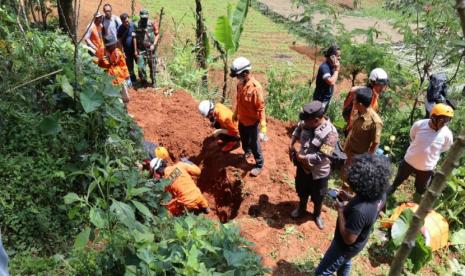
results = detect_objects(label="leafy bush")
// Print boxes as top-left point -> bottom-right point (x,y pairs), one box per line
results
1,10 -> 266,275
64,157 -> 267,275
265,68 -> 309,122
167,41 -> 214,99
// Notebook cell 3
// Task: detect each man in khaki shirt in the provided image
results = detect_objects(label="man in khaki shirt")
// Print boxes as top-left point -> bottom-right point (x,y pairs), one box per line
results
344,87 -> 383,161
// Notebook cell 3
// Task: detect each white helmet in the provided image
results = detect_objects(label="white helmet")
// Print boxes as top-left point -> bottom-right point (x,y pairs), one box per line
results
369,68 -> 389,85
198,100 -> 214,117
150,158 -> 165,172
230,57 -> 252,77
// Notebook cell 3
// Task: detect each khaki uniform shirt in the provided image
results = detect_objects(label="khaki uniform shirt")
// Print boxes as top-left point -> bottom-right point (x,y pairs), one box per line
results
344,107 -> 383,156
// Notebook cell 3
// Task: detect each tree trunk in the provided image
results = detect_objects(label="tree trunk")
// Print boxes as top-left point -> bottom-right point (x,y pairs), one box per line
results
457,0 -> 465,35
30,0 -> 39,24
195,0 -> 208,87
131,0 -> 135,17
388,2 -> 465,274
39,0 -> 48,29
57,0 -> 74,35
222,56 -> 228,103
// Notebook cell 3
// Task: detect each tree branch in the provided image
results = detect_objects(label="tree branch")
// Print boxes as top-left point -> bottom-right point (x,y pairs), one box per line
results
6,69 -> 64,93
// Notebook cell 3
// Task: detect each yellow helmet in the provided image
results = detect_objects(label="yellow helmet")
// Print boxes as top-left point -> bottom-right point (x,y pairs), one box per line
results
155,146 -> 169,160
431,103 -> 454,118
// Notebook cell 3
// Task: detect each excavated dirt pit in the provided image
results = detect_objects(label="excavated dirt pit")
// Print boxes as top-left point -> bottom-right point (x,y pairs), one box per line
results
128,88 -> 386,274
128,88 -> 250,222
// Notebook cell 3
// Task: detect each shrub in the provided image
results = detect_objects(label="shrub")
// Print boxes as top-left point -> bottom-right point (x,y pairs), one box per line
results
265,68 -> 309,122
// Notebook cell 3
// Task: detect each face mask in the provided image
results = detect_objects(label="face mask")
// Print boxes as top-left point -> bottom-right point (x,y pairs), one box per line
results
139,18 -> 148,29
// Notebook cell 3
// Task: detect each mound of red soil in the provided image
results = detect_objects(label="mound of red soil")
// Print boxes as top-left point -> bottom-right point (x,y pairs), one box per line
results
127,89 -> 333,269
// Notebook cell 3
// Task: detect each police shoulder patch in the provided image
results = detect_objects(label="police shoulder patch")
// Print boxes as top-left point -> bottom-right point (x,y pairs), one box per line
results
320,143 -> 335,156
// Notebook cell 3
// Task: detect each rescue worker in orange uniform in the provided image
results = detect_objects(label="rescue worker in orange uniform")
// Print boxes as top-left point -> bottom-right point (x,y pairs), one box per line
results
342,68 -> 389,135
231,57 -> 267,177
141,145 -> 170,174
198,100 -> 240,152
96,34 -> 130,107
150,157 -> 210,216
84,12 -> 104,55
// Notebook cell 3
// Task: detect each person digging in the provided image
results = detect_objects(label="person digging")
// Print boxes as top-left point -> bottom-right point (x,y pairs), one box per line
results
231,57 -> 268,177
149,157 -> 210,216
198,100 -> 241,152
289,101 -> 338,230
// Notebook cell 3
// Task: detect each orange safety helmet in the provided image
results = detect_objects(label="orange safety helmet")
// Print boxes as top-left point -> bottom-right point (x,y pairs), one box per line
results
155,146 -> 169,160
431,103 -> 454,118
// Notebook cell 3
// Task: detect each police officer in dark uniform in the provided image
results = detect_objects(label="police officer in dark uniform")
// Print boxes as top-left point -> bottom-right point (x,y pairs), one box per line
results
289,101 -> 338,229
135,9 -> 159,87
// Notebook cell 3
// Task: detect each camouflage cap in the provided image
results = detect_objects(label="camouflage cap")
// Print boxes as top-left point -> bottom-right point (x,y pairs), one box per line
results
140,9 -> 149,18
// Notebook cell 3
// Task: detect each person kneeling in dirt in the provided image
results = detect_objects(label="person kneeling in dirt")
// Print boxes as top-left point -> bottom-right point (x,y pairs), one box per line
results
289,101 -> 338,230
150,157 -> 210,216
315,154 -> 390,275
231,57 -> 267,177
198,100 -> 241,152
140,143 -> 170,172
95,34 -> 131,108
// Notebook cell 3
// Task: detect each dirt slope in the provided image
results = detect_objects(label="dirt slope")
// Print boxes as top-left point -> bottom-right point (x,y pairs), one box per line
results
128,88 -> 383,274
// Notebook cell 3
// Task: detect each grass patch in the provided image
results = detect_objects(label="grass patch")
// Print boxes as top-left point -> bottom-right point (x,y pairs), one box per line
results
142,0 -> 310,75
344,4 -> 404,22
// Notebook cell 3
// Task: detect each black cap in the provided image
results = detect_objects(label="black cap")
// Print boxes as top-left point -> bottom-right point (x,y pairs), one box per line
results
299,101 -> 324,120
355,87 -> 373,107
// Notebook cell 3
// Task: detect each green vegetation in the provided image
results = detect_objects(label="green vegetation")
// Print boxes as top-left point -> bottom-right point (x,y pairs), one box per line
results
1,0 -> 465,274
0,6 -> 266,275
143,0 -> 309,75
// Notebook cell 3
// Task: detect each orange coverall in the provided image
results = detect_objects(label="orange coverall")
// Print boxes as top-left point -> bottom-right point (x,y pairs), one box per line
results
163,162 -> 209,216
89,24 -> 104,51
213,103 -> 239,136
95,48 -> 130,85
235,77 -> 266,128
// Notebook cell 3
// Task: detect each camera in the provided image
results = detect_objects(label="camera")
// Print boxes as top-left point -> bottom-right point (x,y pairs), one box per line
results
327,188 -> 342,201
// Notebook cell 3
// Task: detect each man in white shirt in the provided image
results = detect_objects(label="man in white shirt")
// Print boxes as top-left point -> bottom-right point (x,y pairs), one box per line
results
388,103 -> 454,202
102,3 -> 122,39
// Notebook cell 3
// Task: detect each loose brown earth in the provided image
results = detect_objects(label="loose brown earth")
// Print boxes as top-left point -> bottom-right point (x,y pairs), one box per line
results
127,88 -> 386,274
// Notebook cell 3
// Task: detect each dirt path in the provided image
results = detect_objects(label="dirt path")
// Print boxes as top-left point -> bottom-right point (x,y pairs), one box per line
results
258,0 -> 402,43
128,88 -> 385,274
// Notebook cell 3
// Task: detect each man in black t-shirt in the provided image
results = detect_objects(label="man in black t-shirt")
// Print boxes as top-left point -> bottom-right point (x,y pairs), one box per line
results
315,154 -> 390,276
313,45 -> 341,113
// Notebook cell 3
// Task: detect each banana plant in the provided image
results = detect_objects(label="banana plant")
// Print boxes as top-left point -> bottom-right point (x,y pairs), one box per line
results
212,0 -> 250,102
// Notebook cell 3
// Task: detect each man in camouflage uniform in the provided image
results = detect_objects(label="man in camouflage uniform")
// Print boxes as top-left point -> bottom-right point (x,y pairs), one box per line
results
135,9 -> 159,87
289,101 -> 338,230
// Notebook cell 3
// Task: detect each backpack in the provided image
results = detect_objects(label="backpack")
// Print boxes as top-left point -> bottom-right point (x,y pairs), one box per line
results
342,91 -> 354,123
426,72 -> 447,103
329,140 -> 347,171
